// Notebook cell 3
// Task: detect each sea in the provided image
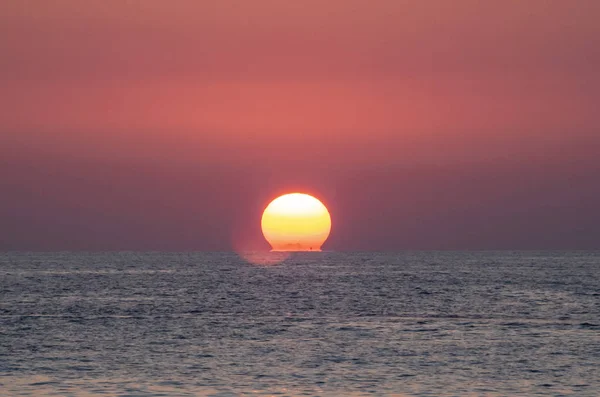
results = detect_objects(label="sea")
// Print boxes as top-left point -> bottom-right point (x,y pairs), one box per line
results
1,252 -> 599,396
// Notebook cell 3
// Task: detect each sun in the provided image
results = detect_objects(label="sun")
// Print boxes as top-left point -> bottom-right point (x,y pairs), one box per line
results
261,193 -> 332,252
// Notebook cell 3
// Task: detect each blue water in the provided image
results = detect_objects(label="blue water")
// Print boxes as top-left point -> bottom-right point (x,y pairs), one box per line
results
1,252 -> 599,396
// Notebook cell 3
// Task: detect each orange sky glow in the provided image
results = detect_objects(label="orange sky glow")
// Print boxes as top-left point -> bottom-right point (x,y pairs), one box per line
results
1,1 -> 599,250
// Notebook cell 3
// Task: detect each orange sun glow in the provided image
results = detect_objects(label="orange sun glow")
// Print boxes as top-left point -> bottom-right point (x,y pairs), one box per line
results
261,193 -> 332,251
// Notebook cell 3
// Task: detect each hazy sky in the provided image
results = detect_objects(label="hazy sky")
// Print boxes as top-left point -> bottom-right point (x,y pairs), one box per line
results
1,1 -> 599,250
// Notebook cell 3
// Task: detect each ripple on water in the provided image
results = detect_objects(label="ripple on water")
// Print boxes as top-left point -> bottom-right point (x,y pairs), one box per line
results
1,251 -> 599,396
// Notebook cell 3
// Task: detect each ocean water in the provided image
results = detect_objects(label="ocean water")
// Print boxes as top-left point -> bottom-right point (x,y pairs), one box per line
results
1,252 -> 599,396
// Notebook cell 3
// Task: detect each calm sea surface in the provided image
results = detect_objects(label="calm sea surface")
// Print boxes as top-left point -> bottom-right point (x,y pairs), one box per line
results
1,252 -> 599,396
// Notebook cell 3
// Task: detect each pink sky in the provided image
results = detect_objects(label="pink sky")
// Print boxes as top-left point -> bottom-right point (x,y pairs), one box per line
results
1,1 -> 599,250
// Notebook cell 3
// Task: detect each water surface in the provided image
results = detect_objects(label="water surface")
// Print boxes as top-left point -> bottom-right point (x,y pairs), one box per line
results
1,252 -> 599,396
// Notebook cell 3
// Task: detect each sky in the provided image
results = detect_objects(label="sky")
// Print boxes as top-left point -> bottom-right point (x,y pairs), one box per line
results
1,0 -> 599,251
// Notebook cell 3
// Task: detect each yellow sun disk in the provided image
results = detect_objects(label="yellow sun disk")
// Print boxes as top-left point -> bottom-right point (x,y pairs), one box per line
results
261,193 -> 331,251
